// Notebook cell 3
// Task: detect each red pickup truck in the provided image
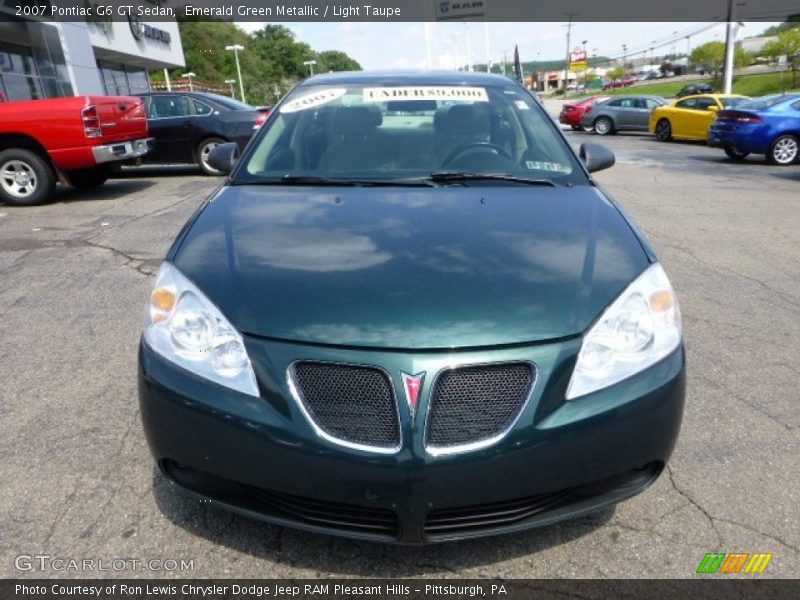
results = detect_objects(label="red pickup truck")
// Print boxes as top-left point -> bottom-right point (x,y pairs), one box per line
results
0,96 -> 150,206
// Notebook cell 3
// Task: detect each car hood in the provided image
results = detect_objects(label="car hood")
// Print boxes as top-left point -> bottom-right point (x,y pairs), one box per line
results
172,185 -> 649,349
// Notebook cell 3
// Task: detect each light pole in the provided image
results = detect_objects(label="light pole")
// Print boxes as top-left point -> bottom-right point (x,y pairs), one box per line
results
582,39 -> 588,90
563,13 -> 575,97
303,60 -> 317,76
622,44 -> 627,68
225,44 -> 245,103
181,72 -> 196,92
225,79 -> 236,98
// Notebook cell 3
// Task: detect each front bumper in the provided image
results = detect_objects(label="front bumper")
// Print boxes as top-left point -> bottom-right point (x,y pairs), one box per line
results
92,137 -> 151,164
139,336 -> 685,544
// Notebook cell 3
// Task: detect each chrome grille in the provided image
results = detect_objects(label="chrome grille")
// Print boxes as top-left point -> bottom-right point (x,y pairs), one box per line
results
425,363 -> 535,452
291,362 -> 400,451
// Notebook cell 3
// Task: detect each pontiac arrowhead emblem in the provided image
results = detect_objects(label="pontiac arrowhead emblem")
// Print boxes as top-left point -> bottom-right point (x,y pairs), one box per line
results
401,371 -> 425,418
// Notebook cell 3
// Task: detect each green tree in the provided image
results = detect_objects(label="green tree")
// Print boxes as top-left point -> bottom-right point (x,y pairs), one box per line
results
607,66 -> 626,82
690,41 -> 749,79
763,28 -> 800,87
149,21 -> 361,106
762,16 -> 800,36
315,51 -> 361,73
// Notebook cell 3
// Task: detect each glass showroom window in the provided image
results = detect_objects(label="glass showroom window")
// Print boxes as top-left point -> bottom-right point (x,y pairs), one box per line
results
99,61 -> 151,96
0,42 -> 45,101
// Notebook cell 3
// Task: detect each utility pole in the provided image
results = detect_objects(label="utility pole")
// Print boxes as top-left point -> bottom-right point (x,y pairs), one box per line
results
225,45 -> 246,103
484,22 -> 491,73
424,22 -> 432,69
564,13 -> 575,97
465,23 -> 473,72
722,0 -> 738,94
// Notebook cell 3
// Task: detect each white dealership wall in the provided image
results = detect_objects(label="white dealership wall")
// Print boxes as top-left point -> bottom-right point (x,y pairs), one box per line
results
0,0 -> 184,99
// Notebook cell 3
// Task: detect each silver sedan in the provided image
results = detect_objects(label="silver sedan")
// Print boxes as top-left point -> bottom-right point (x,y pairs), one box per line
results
581,95 -> 667,135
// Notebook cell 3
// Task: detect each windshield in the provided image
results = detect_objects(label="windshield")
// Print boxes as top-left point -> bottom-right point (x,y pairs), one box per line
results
235,82 -> 583,184
738,94 -> 792,111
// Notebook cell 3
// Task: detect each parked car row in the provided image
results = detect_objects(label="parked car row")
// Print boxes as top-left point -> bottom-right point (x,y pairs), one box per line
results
0,92 -> 269,205
568,92 -> 800,166
139,92 -> 269,175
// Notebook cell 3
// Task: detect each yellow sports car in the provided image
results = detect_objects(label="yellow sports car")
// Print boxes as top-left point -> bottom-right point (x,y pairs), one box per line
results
649,94 -> 750,142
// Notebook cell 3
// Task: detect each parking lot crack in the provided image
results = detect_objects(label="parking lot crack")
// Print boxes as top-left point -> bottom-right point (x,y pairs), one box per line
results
81,239 -> 155,276
663,242 -> 800,310
666,465 -> 722,550
693,374 -> 793,431
713,517 -> 800,554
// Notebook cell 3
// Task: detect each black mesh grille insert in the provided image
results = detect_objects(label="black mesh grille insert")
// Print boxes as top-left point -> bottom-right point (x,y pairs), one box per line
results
426,363 -> 535,449
293,362 -> 399,449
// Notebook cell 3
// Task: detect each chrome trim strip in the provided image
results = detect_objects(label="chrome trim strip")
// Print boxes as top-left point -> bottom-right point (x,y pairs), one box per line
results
423,360 -> 539,457
286,360 -> 403,455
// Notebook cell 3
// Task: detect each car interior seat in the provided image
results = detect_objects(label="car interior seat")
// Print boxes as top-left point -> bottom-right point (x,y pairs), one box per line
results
434,104 -> 491,167
317,106 -> 386,172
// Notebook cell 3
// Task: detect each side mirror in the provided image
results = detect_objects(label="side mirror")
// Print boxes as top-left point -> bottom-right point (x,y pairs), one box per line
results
579,143 -> 615,173
206,142 -> 240,175
708,105 -> 719,112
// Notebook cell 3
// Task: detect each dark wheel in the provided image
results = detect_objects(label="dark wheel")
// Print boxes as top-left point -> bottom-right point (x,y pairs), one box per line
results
196,137 -> 227,176
67,166 -> 111,190
767,135 -> 798,166
724,146 -> 750,161
582,123 -> 595,132
570,124 -> 582,131
655,119 -> 672,142
0,148 -> 56,206
593,117 -> 614,136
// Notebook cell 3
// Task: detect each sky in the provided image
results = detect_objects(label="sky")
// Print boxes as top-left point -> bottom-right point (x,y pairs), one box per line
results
236,21 -> 780,71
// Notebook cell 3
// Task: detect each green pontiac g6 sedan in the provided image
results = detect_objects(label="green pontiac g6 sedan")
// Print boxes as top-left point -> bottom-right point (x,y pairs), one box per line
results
138,71 -> 685,544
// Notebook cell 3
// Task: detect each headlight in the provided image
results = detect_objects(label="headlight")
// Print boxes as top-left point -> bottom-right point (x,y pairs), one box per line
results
566,263 -> 681,400
143,262 -> 259,397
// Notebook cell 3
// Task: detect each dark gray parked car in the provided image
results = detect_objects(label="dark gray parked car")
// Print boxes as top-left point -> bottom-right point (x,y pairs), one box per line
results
580,95 -> 667,135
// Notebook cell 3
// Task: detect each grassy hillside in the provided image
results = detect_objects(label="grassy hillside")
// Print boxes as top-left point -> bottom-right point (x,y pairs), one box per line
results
598,71 -> 799,98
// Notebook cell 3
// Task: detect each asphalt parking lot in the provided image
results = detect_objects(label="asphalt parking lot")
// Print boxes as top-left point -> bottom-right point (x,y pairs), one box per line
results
1,127 -> 798,578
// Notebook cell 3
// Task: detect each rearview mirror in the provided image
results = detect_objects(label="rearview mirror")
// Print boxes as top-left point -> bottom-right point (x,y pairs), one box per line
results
579,143 -> 616,173
206,142 -> 240,175
708,105 -> 719,112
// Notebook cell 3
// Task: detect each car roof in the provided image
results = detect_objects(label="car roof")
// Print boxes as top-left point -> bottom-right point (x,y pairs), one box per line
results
603,95 -> 664,100
676,93 -> 748,100
139,91 -> 215,97
300,70 -> 520,87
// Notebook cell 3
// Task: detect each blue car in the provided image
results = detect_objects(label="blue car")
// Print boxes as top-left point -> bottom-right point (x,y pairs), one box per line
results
709,93 -> 800,165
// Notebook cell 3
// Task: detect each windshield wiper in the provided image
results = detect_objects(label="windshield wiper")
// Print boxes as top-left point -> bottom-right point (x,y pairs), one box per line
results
237,174 -> 437,187
426,171 -> 557,186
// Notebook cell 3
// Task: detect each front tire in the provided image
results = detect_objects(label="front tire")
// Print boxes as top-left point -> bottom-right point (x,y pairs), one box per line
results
724,146 -> 749,161
0,148 -> 56,206
655,119 -> 672,142
594,117 -> 614,136
767,135 -> 798,166
196,137 -> 226,176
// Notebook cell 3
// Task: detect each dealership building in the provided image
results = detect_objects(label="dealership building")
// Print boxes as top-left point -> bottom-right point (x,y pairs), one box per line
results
0,4 -> 184,101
